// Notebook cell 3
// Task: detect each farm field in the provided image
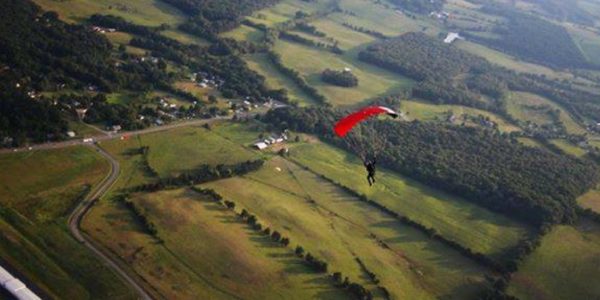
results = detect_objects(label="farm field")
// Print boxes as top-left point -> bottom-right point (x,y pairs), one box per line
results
505,92 -> 587,135
33,0 -> 185,26
507,220 -> 600,300
245,0 -> 334,27
273,40 -> 414,107
567,24 -> 600,66
400,100 -> 521,133
0,147 -> 134,299
309,18 -> 376,50
161,29 -> 210,46
289,139 -> 532,258
85,188 -> 348,300
244,54 -> 317,106
204,157 -> 490,299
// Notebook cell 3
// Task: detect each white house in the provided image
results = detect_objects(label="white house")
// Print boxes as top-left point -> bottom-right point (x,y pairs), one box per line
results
444,32 -> 463,44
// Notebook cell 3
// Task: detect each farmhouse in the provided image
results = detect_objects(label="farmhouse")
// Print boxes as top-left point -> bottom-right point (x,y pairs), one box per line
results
254,142 -> 268,150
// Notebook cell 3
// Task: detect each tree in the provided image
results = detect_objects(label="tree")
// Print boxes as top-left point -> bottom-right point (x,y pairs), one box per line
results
295,245 -> 304,256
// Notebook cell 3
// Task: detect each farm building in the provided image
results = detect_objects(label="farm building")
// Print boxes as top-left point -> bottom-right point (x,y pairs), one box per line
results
254,142 -> 268,150
444,32 -> 463,44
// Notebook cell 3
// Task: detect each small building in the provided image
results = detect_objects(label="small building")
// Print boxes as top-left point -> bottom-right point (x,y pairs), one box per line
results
343,67 -> 352,72
254,142 -> 268,150
66,131 -> 76,138
444,32 -> 463,44
111,125 -> 122,132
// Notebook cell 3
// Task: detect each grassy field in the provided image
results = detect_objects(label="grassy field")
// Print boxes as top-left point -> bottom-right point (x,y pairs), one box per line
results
244,53 -> 318,106
92,188 -> 347,299
309,18 -> 376,50
567,24 -> 600,66
245,0 -> 333,27
160,30 -> 210,46
578,186 -> 600,213
288,139 -> 532,258
330,0 -> 433,37
455,41 -> 573,80
33,0 -> 185,26
0,146 -> 135,299
400,100 -> 521,133
508,219 -> 600,300
221,25 -> 264,43
550,139 -> 588,157
204,157 -> 490,299
273,40 -> 414,107
506,92 -> 587,135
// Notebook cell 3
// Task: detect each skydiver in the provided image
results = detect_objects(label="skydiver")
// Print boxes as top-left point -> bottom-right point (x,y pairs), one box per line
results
364,158 -> 376,186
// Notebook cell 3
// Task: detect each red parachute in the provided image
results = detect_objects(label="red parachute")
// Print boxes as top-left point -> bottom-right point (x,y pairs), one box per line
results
334,106 -> 398,161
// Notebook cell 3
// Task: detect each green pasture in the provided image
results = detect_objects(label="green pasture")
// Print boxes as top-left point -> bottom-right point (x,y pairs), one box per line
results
508,220 -> 600,300
204,157 -> 490,299
289,139 -> 532,258
33,0 -> 185,26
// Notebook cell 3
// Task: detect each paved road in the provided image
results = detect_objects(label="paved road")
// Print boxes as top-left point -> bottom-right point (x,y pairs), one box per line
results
67,145 -> 153,300
0,117 -> 230,154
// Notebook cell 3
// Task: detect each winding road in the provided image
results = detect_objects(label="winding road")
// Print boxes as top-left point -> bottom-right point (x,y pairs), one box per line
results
67,145 -> 152,300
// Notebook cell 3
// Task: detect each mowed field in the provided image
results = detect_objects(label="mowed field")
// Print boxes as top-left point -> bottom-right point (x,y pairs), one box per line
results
273,40 -> 414,107
505,92 -> 587,135
400,100 -> 521,133
33,0 -> 185,26
244,53 -> 318,106
0,147 -> 134,299
204,157 -> 490,299
289,139 -> 532,258
92,188 -> 348,299
508,220 -> 600,300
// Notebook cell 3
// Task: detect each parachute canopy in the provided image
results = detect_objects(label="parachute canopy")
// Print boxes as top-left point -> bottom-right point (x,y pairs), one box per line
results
334,106 -> 398,137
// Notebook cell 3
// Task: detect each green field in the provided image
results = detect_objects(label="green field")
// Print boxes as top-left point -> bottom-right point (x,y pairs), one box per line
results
578,186 -> 600,213
455,41 -> 572,80
567,24 -> 600,66
33,0 -> 185,26
161,29 -> 210,46
273,40 -> 414,107
289,139 -> 532,258
107,188 -> 348,299
204,157 -> 490,299
506,92 -> 587,135
221,25 -> 264,43
550,139 -> 588,157
330,0 -> 432,37
244,53 -> 317,106
508,220 -> 600,300
245,0 -> 333,27
309,18 -> 376,50
0,147 -> 134,299
401,100 -> 521,133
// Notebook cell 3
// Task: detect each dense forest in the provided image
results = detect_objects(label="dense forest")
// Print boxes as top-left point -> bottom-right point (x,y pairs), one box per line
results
475,5 -> 588,69
263,106 -> 600,227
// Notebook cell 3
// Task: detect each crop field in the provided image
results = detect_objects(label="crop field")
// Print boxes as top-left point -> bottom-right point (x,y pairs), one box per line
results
400,100 -> 521,133
204,157 -> 490,299
92,188 -> 347,300
0,146 -> 134,299
506,92 -> 587,135
244,54 -> 317,106
508,220 -> 600,300
33,0 -> 185,26
578,186 -> 600,213
273,40 -> 414,107
288,139 -> 532,258
246,0 -> 334,27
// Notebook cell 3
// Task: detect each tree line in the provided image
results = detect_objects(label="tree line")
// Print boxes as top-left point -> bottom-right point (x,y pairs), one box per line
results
321,69 -> 358,87
263,106 -> 600,228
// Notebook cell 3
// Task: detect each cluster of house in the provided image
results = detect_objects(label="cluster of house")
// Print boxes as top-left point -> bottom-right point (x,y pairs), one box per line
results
253,133 -> 289,150
191,72 -> 224,89
91,26 -> 116,34
0,265 -> 40,300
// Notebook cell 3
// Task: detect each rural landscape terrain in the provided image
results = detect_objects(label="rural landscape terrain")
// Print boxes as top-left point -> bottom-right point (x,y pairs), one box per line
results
1,0 -> 600,299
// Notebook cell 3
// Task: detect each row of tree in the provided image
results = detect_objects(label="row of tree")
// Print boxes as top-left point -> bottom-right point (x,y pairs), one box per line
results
321,69 -> 359,87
